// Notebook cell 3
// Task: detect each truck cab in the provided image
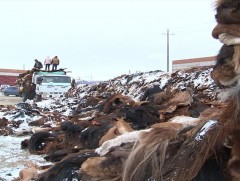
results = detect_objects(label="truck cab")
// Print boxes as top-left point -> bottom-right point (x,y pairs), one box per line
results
32,70 -> 71,98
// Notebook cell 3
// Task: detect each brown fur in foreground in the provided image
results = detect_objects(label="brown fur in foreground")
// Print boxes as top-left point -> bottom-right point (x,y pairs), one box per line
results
215,0 -> 240,24
122,127 -> 178,181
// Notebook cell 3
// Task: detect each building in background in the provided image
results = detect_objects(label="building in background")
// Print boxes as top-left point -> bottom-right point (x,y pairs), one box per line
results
172,56 -> 216,71
0,68 -> 26,85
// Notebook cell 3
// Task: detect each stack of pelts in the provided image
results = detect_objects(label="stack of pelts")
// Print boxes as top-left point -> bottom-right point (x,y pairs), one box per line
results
211,0 -> 240,87
16,70 -> 32,96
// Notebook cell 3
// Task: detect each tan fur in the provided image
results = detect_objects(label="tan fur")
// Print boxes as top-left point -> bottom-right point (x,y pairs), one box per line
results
233,45 -> 240,74
198,107 -> 223,122
81,157 -> 107,178
81,156 -> 121,179
99,127 -> 118,146
19,162 -> 38,181
133,101 -> 149,106
169,89 -> 193,106
99,119 -> 133,146
151,122 -> 183,131
19,168 -> 38,181
160,89 -> 193,114
116,119 -> 134,134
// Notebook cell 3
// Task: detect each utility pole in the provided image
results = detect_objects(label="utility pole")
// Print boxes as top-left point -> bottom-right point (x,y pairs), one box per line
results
163,29 -> 174,72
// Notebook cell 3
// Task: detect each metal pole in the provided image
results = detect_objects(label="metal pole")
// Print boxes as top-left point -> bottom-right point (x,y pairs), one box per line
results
167,29 -> 169,72
163,29 -> 174,72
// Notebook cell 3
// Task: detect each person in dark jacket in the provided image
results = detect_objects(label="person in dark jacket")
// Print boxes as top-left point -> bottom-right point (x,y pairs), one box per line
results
71,79 -> 77,88
33,59 -> 43,70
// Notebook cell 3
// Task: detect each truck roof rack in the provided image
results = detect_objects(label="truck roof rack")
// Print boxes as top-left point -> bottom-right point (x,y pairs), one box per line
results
34,68 -> 67,75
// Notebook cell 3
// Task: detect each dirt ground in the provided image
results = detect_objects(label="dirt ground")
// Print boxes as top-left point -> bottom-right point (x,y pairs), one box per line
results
0,92 -> 23,106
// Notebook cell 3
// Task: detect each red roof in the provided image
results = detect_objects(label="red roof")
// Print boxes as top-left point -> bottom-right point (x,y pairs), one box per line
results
172,56 -> 216,65
0,68 -> 27,74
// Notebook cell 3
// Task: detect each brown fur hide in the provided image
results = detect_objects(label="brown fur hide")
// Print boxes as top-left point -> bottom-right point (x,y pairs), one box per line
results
18,162 -> 38,181
160,89 -> 193,114
122,127 -> 179,181
233,45 -> 240,74
228,131 -> 240,181
81,157 -> 108,178
151,122 -> 183,131
148,89 -> 173,105
99,119 -> 133,146
215,0 -> 240,24
210,44 -> 239,87
122,118 -> 228,181
102,94 -> 135,114
211,60 -> 238,86
38,150 -> 98,181
80,156 -> 123,180
212,24 -> 240,39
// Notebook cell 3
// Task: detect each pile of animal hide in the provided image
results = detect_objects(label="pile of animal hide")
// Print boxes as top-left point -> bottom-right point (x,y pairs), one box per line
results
15,70 -> 32,96
3,36 -> 240,181
2,1 -> 240,180
0,63 -> 235,181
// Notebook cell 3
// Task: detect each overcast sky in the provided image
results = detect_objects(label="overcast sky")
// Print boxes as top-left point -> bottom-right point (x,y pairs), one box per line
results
0,0 -> 221,80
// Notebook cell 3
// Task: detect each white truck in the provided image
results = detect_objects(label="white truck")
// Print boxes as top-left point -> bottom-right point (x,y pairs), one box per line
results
32,70 -> 72,99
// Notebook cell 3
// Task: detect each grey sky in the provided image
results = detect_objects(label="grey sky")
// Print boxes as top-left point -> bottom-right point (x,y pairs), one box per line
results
0,0 -> 221,80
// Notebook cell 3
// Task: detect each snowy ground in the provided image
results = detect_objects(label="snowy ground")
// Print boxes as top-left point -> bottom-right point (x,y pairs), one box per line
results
0,135 -> 50,180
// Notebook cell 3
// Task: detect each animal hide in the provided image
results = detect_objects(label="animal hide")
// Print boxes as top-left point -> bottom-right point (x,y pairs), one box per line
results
160,89 -> 193,114
215,0 -> 240,24
210,63 -> 239,86
38,151 -> 98,181
227,131 -> 240,181
219,33 -> 240,45
210,44 -> 239,87
122,126 -> 180,181
95,129 -> 151,156
99,119 -> 133,146
212,24 -> 240,39
169,115 -> 201,127
232,45 -> 240,74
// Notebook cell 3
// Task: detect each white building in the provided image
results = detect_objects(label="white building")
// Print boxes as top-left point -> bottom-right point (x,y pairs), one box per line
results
172,56 -> 216,71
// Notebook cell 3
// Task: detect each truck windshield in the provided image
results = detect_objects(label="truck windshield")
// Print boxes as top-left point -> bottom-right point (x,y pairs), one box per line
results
41,76 -> 71,83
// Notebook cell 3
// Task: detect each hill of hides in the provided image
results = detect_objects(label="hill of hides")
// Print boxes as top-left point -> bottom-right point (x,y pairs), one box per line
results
1,65 -> 238,181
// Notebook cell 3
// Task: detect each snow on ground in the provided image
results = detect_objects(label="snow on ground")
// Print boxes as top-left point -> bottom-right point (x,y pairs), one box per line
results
0,135 -> 51,181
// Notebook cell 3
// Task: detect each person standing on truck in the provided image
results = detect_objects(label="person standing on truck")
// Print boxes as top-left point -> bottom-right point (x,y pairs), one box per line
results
71,79 -> 77,88
44,56 -> 52,71
52,56 -> 60,71
33,59 -> 43,70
